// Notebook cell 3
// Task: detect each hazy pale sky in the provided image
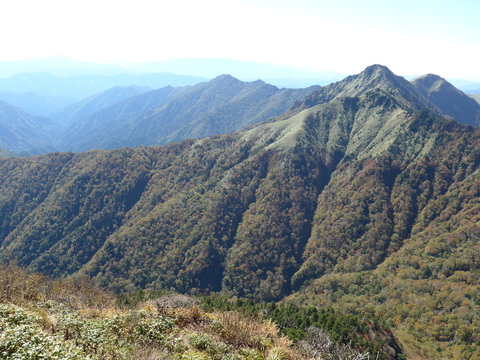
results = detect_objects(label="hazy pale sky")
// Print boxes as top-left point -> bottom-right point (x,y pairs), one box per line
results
2,0 -> 480,79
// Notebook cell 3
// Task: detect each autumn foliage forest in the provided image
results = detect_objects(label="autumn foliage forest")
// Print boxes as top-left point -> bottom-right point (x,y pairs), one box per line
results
1,65 -> 480,358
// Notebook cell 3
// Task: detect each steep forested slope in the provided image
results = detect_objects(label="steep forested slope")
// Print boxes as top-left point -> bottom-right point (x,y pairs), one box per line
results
1,65 -> 479,358
1,66 -> 478,296
1,66 -> 478,292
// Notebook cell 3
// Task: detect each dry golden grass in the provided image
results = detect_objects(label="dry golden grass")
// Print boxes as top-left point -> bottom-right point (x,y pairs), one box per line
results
0,263 -> 116,310
210,311 -> 302,359
175,305 -> 210,328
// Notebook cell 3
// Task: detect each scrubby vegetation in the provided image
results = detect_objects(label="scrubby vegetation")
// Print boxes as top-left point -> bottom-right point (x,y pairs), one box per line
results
202,295 -> 403,358
0,264 -> 395,359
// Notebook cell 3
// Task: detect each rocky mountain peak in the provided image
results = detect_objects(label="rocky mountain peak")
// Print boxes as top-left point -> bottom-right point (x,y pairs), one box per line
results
360,64 -> 395,78
412,73 -> 449,92
288,64 -> 433,115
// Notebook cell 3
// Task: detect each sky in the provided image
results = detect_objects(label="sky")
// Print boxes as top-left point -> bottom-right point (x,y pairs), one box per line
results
2,0 -> 480,79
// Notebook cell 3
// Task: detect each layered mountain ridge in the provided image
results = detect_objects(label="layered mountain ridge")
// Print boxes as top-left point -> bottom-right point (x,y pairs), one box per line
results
286,64 -> 479,127
51,85 -> 151,126
0,65 -> 479,357
0,100 -> 62,155
55,75 -> 320,152
1,65 -> 479,156
0,90 -> 70,117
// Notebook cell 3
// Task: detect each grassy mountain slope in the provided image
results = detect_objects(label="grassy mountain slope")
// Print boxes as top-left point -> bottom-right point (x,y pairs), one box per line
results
51,85 -> 150,126
286,65 -> 438,116
57,75 -> 320,152
0,100 -> 63,155
412,74 -> 480,126
284,65 -> 479,129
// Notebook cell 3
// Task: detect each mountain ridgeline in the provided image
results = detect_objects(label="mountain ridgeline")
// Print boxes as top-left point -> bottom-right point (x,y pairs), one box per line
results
0,100 -> 60,155
285,65 -> 480,127
1,66 -> 479,156
56,75 -> 320,152
1,65 -> 480,357
50,85 -> 151,126
0,65 -> 478,291
0,146 -> 15,158
411,73 -> 480,127
0,76 -> 320,155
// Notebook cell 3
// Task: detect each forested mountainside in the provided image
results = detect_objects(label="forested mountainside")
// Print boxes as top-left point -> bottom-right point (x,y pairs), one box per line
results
1,65 -> 479,358
56,75 -> 320,152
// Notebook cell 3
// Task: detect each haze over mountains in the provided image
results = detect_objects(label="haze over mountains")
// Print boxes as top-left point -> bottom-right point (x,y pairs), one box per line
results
0,57 -> 344,87
1,63 -> 480,358
0,75 -> 321,155
0,62 -> 479,157
0,72 -> 205,105
0,100 -> 60,155
50,85 -> 151,126
57,75 -> 320,152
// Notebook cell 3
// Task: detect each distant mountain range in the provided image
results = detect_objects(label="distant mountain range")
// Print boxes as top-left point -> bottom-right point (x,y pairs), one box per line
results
50,85 -> 150,126
0,56 -> 128,77
0,100 -> 60,155
0,64 -> 478,157
0,91 -> 70,117
1,64 -> 480,358
0,72 -> 205,104
466,88 -> 480,94
56,75 -> 320,152
0,57 -> 345,88
120,58 -> 345,88
0,76 -> 321,154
